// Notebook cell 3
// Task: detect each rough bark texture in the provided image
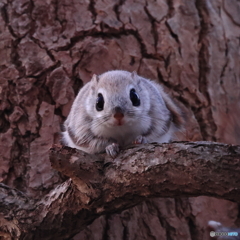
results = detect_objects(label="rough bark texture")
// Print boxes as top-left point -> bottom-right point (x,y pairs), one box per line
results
0,0 -> 240,239
0,142 -> 239,239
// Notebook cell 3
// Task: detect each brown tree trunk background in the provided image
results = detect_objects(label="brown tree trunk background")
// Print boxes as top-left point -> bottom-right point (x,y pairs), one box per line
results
0,0 -> 240,239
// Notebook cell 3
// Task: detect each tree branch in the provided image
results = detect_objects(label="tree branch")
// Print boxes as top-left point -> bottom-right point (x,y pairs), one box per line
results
0,142 -> 239,239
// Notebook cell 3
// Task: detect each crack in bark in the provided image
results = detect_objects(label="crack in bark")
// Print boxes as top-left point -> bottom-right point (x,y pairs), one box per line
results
52,28 -> 165,64
52,0 -> 64,28
223,0 -> 240,27
142,218 -> 158,240
113,0 -> 126,23
157,66 -> 185,97
6,140 -> 29,191
188,216 -> 198,240
219,8 -> 231,113
88,0 -> 97,24
165,21 -> 182,57
144,2 -> 159,53
195,0 -> 217,141
102,215 -> 110,240
219,58 -> 229,104
166,0 -> 175,18
122,222 -> 129,240
1,3 -> 18,39
0,3 -> 9,26
10,39 -> 26,77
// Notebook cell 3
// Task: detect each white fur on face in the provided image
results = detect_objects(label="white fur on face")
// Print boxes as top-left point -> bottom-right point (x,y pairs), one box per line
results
63,70 -> 181,154
90,85 -> 151,145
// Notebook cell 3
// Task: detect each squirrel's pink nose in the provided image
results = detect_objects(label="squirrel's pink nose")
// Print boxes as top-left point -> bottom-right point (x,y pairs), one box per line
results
114,106 -> 124,120
114,112 -> 124,120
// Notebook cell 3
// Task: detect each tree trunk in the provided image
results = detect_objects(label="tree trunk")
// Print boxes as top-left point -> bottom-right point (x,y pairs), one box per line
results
0,0 -> 240,239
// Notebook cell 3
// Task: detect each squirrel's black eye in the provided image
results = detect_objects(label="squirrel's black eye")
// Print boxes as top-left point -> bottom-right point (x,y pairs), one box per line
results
130,88 -> 140,107
96,93 -> 104,111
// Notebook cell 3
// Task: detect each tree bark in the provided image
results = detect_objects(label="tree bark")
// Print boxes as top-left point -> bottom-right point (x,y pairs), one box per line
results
0,142 -> 239,239
1,0 -> 240,239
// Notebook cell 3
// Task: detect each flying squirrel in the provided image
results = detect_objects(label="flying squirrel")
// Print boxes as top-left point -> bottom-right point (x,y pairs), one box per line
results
62,70 -> 184,157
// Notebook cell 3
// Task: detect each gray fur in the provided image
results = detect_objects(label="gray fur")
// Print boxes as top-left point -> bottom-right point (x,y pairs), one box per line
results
62,70 -> 183,157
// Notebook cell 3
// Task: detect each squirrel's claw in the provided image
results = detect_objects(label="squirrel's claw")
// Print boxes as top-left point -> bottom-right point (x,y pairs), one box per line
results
105,143 -> 120,158
133,135 -> 147,145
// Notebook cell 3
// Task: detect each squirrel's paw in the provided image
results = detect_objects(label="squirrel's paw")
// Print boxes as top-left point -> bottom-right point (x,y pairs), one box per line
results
133,135 -> 147,144
105,143 -> 120,158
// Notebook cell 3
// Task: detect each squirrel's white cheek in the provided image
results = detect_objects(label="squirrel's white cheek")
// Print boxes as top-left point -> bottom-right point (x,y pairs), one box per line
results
141,95 -> 151,113
85,98 -> 95,115
95,111 -> 105,119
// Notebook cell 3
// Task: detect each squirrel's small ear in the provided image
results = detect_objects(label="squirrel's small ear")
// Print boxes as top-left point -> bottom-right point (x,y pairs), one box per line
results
131,71 -> 138,79
131,71 -> 141,85
91,74 -> 99,83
